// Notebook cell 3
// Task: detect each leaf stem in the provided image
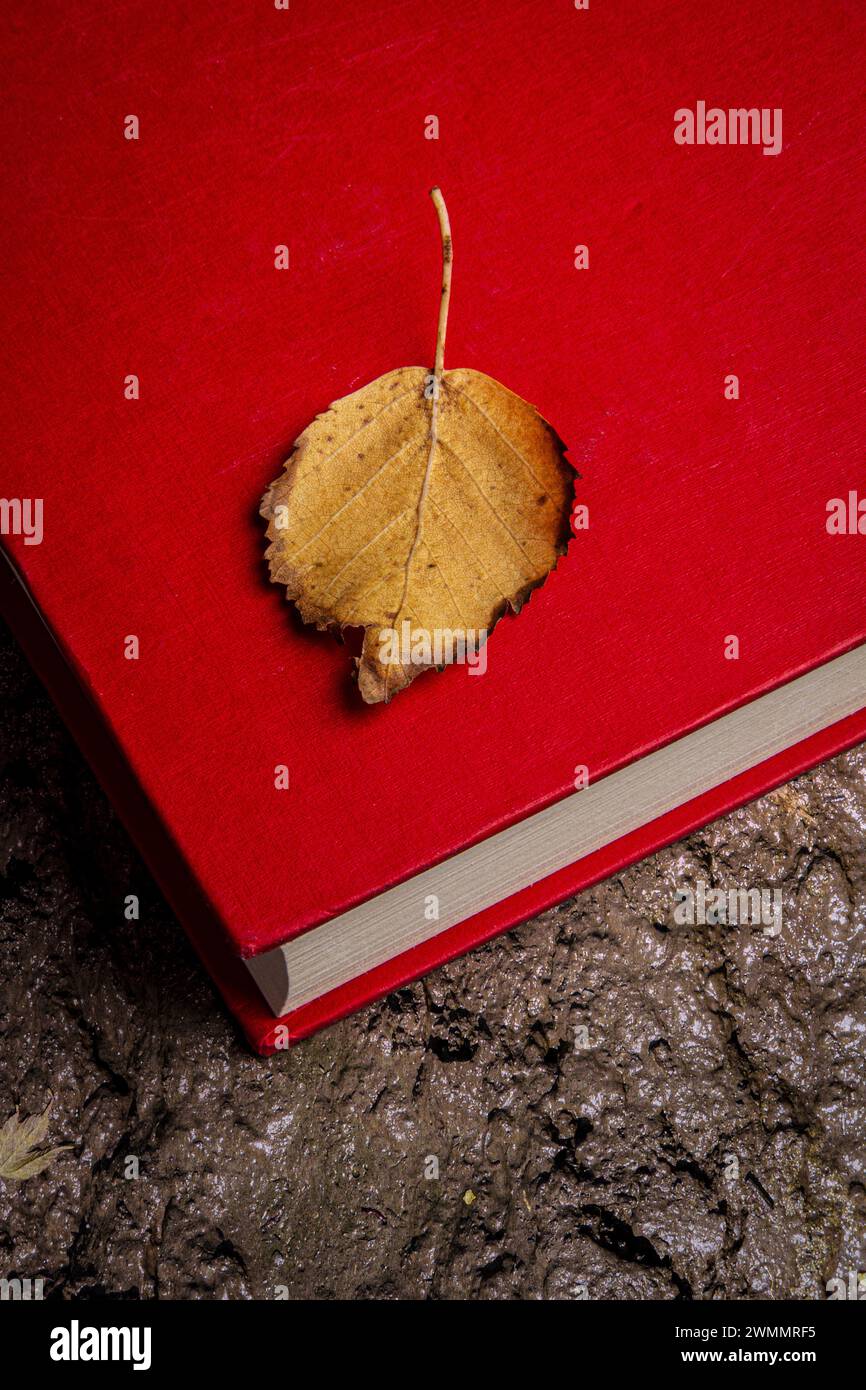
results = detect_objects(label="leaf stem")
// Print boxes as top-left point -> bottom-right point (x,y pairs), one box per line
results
430,186 -> 452,383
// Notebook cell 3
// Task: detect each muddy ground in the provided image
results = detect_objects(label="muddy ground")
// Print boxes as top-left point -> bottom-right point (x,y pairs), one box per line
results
1,620 -> 865,1300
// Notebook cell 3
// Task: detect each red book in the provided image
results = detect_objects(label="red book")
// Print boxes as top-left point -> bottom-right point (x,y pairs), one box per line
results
2,1 -> 864,1053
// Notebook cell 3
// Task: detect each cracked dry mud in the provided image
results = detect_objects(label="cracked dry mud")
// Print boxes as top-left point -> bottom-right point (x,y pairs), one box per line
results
1,621 -> 865,1300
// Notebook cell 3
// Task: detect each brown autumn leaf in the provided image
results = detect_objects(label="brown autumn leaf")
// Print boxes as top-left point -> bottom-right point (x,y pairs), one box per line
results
0,1103 -> 71,1181
262,188 -> 574,703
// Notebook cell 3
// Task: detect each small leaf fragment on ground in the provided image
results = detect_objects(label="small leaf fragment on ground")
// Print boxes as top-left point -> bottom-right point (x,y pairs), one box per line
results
0,1103 -> 71,1181
262,187 -> 574,703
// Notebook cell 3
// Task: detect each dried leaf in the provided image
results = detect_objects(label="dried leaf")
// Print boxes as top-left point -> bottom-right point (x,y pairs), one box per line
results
0,1104 -> 71,1181
262,188 -> 574,703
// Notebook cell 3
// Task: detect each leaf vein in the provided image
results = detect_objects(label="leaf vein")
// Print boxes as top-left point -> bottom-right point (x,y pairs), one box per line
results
440,440 -> 538,573
450,383 -> 551,492
422,542 -> 469,628
291,437 -> 418,561
317,386 -> 416,466
427,497 -> 509,605
324,507 -> 412,604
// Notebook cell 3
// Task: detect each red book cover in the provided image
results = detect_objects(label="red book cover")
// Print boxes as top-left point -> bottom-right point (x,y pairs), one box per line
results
2,0 -> 864,1053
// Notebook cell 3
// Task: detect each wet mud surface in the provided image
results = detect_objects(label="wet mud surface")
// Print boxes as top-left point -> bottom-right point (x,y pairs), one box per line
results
1,621 -> 865,1299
